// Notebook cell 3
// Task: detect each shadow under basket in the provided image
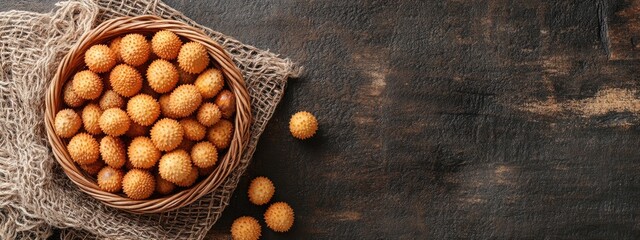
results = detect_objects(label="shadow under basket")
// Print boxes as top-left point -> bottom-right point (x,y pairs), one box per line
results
44,15 -> 251,214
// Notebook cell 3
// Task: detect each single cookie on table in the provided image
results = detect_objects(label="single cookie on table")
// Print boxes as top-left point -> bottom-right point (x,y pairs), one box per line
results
289,111 -> 318,140
264,202 -> 295,232
231,216 -> 261,240
248,176 -> 275,206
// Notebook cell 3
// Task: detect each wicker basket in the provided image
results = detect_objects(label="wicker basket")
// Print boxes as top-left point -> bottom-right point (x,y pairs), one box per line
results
43,15 -> 251,214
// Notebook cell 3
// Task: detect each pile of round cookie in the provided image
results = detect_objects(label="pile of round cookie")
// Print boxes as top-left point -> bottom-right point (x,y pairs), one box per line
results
53,30 -> 236,200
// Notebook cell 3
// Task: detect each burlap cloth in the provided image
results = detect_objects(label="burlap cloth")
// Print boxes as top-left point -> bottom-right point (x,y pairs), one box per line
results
0,0 -> 299,239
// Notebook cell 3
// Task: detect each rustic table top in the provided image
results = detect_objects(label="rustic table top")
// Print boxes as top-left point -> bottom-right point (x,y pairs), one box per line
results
5,0 -> 640,239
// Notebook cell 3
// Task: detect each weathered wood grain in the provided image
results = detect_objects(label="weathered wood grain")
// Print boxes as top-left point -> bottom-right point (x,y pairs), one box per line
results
4,0 -> 640,239
603,0 -> 640,60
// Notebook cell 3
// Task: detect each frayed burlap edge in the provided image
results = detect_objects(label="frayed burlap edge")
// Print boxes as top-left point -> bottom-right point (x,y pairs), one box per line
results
0,0 -> 300,239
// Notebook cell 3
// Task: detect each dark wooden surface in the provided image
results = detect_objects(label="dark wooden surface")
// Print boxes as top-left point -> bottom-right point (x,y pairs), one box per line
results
5,0 -> 640,239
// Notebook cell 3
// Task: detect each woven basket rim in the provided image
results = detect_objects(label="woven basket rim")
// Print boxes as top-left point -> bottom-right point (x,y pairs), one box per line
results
44,15 -> 252,214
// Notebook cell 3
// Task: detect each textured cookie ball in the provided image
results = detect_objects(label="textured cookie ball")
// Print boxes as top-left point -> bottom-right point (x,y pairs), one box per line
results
79,158 -> 104,176
97,166 -> 123,193
150,118 -> 184,151
85,44 -> 116,73
155,173 -> 175,195
109,37 -> 123,62
168,84 -> 203,118
122,169 -> 155,200
180,119 -> 206,141
248,177 -> 275,206
128,137 -> 161,169
67,133 -> 100,165
72,70 -> 103,100
127,94 -> 161,126
109,64 -> 143,97
190,141 -> 217,168
207,119 -> 233,149
215,90 -> 236,119
100,136 -> 126,168
54,109 -> 82,138
158,94 -> 178,118
98,90 -> 125,110
194,68 -> 224,98
63,82 -> 85,107
146,59 -> 179,93
81,103 -> 103,135
196,103 -> 222,127
158,150 -> 192,184
125,121 -> 148,138
264,202 -> 295,232
119,33 -> 150,66
289,111 -> 318,139
177,42 -> 209,74
231,216 -> 261,240
99,108 -> 131,137
151,30 -> 182,60
174,167 -> 198,187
